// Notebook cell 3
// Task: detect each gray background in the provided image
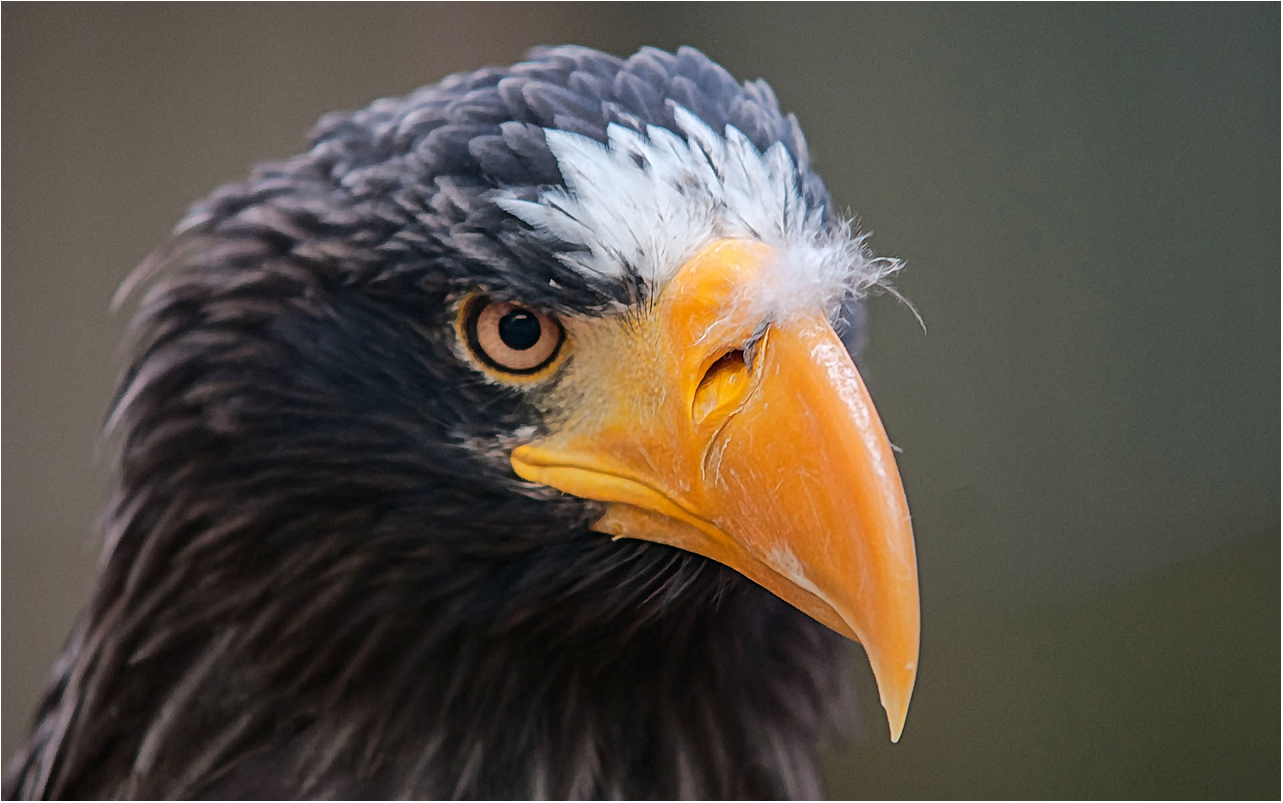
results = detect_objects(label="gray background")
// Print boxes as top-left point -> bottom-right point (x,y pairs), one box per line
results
4,5 -> 1277,797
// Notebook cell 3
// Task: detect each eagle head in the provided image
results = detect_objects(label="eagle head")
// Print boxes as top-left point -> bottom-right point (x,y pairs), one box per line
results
8,45 -> 918,799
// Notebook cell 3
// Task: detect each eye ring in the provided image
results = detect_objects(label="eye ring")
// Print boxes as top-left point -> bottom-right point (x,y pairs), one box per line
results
461,295 -> 566,377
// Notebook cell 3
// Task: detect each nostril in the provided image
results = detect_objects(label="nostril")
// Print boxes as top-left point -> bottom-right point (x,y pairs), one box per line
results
705,350 -> 746,383
693,349 -> 751,425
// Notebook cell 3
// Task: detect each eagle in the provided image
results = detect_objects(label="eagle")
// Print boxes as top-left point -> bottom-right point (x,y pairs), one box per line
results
5,45 -> 919,799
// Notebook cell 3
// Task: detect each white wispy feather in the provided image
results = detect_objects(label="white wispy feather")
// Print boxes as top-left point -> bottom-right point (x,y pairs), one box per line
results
495,107 -> 900,318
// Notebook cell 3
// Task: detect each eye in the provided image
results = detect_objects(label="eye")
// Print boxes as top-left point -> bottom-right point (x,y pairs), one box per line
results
463,296 -> 565,376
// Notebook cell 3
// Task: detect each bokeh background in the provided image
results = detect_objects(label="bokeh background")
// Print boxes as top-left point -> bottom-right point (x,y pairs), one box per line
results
4,5 -> 1278,797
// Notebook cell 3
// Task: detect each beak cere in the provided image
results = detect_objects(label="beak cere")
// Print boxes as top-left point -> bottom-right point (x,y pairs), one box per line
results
511,239 -> 920,741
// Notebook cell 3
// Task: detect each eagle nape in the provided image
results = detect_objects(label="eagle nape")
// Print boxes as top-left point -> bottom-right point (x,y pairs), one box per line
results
6,45 -> 918,799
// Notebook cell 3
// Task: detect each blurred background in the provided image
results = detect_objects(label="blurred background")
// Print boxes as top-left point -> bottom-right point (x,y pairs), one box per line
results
4,5 -> 1277,797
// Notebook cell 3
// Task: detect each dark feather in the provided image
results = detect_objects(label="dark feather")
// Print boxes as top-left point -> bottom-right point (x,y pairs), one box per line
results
5,45 -> 858,799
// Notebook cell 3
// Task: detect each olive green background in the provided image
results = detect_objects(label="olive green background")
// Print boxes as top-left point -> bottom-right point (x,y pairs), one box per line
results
4,5 -> 1278,798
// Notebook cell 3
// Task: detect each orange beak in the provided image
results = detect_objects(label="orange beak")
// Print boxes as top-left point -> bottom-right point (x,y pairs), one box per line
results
512,239 -> 920,741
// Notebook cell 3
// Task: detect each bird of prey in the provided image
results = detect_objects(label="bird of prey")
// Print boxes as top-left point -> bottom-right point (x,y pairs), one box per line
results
6,45 -> 918,799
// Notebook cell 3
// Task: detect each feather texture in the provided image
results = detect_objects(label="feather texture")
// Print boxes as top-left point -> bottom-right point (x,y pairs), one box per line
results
5,45 -> 867,799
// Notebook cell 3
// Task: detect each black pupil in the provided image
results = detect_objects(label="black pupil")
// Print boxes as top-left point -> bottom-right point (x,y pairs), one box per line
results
498,309 -> 542,351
